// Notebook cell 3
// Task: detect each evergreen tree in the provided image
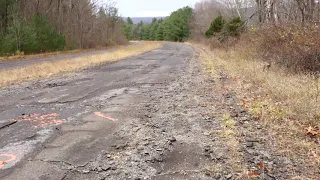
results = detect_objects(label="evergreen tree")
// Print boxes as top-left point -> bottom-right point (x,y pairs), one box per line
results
149,19 -> 159,40
155,23 -> 165,41
205,15 -> 226,38
142,25 -> 150,40
31,14 -> 66,52
127,17 -> 133,25
124,17 -> 134,40
223,16 -> 244,36
162,7 -> 193,42
3,13 -> 38,54
122,7 -> 193,42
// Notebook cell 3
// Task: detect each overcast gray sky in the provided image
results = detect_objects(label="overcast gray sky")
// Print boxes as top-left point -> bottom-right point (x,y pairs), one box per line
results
111,0 -> 199,17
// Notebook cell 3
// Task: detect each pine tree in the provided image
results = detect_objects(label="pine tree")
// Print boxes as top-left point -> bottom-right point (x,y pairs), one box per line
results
205,15 -> 226,38
223,16 -> 244,36
124,17 -> 134,40
3,13 -> 38,54
155,23 -> 165,41
142,25 -> 150,40
127,17 -> 133,25
31,14 -> 66,52
149,19 -> 159,40
162,7 -> 193,42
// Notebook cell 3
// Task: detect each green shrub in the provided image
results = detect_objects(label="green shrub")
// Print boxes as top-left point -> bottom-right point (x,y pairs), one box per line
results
223,16 -> 244,37
3,15 -> 38,54
155,24 -> 165,41
1,14 -> 65,55
205,15 -> 226,38
31,14 -> 66,52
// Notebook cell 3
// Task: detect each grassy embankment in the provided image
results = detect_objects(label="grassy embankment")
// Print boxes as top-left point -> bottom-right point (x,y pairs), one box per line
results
0,46 -> 123,62
0,42 -> 161,87
192,41 -> 320,176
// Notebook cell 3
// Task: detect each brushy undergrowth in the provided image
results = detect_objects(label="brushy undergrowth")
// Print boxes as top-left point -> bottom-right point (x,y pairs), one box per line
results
245,25 -> 320,73
192,41 -> 320,177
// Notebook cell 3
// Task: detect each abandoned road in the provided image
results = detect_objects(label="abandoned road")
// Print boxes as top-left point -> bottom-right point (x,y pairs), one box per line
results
0,42 -> 314,180
0,43 -> 216,180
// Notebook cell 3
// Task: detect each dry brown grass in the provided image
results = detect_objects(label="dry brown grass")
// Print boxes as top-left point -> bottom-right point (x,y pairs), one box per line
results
0,42 -> 161,87
192,42 -> 320,177
0,45 -> 126,62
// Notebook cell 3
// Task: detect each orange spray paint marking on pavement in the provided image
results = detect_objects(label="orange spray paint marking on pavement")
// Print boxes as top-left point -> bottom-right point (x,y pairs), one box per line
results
94,112 -> 118,121
10,113 -> 65,128
0,154 -> 16,169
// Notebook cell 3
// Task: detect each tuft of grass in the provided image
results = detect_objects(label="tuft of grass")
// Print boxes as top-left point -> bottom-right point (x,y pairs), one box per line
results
0,42 -> 161,87
222,114 -> 235,138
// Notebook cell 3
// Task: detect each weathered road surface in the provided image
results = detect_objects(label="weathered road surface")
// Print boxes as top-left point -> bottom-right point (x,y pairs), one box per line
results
1,42 -> 312,180
0,42 -> 138,70
0,42 -> 219,180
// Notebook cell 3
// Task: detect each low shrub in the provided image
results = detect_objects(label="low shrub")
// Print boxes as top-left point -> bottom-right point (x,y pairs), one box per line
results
255,25 -> 320,73
205,15 -> 226,38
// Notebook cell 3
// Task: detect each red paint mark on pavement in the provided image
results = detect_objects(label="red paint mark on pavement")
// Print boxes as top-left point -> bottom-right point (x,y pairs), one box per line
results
0,154 -> 16,169
10,113 -> 65,128
94,112 -> 118,121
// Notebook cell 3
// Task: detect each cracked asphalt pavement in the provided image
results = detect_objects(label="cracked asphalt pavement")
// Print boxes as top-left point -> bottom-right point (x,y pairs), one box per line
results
2,42 -> 305,180
0,43 -> 218,179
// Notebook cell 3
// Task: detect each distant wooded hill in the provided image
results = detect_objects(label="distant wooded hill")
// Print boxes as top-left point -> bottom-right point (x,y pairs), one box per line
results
122,17 -> 166,24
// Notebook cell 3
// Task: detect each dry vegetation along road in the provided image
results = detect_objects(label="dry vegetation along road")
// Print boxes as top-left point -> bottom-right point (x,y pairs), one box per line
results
0,43 -> 139,70
0,43 -> 314,179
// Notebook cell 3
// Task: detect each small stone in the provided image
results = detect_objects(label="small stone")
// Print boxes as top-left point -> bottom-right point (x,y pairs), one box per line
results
95,167 -> 101,172
246,142 -> 254,148
204,171 -> 211,176
230,112 -> 238,117
108,161 -> 115,165
111,166 -> 117,170
169,137 -> 176,142
210,153 -> 215,160
116,144 -> 126,150
225,174 -> 233,179
246,138 -> 260,143
137,146 -> 144,151
101,166 -> 111,171
82,170 -> 90,174
204,145 -> 211,152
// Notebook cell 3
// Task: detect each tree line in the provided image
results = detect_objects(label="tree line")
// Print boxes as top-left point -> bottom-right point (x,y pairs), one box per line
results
0,0 -> 126,55
124,7 -> 193,42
